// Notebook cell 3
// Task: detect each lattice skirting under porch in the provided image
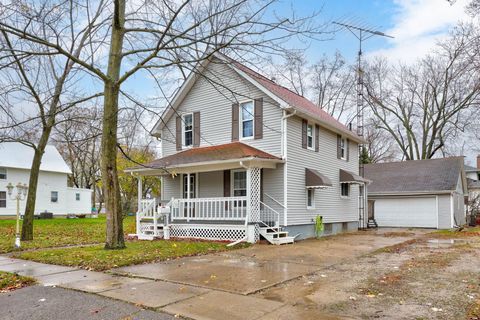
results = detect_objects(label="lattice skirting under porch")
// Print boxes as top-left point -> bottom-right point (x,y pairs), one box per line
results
168,224 -> 246,241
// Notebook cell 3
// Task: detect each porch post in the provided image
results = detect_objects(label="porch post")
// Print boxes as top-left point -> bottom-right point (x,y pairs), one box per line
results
186,173 -> 191,222
246,167 -> 261,243
136,176 -> 142,236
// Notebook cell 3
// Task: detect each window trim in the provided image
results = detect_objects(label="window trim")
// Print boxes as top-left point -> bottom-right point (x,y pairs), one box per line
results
239,100 -> 255,140
182,113 -> 194,148
306,123 -> 315,150
0,191 -> 6,208
340,137 -> 347,160
306,188 -> 315,209
0,167 -> 6,180
340,183 -> 350,198
51,191 -> 59,203
231,169 -> 247,197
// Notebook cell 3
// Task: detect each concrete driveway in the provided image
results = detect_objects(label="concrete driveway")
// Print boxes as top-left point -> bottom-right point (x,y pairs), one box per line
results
1,229 -> 425,320
109,229 -> 421,319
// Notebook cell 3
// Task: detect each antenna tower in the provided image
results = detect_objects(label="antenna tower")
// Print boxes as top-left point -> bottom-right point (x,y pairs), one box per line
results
333,21 -> 393,229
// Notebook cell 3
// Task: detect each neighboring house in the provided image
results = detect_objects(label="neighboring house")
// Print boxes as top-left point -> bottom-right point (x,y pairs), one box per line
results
126,53 -> 367,244
364,157 -> 467,229
0,143 -> 92,216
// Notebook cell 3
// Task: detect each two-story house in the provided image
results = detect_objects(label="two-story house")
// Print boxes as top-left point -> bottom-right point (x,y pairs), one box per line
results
127,53 -> 367,244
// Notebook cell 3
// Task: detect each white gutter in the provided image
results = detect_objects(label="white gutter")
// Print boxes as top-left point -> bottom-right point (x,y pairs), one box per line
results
281,109 -> 296,227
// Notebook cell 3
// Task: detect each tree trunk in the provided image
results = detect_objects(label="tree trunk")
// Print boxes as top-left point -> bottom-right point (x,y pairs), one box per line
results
21,132 -> 50,240
101,0 -> 126,249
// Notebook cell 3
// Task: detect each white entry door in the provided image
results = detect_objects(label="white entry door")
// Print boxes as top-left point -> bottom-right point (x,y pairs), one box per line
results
374,197 -> 437,228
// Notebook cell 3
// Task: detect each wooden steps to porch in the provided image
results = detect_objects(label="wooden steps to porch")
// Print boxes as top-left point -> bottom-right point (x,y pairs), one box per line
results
138,220 -> 165,240
259,226 -> 295,245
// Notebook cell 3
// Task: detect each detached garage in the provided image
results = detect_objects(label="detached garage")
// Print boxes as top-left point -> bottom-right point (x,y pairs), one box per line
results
364,157 -> 468,229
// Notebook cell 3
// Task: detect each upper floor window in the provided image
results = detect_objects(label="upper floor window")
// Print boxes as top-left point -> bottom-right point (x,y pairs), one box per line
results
51,191 -> 58,203
307,124 -> 314,150
340,137 -> 346,159
76,193 -> 80,201
0,168 -> 6,180
240,101 -> 254,139
0,191 -> 6,208
341,183 -> 350,197
182,113 -> 193,147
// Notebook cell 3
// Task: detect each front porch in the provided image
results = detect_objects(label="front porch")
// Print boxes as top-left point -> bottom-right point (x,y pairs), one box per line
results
127,142 -> 293,244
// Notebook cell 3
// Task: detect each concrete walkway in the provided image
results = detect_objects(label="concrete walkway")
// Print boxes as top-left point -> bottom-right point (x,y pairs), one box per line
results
0,230 -> 422,320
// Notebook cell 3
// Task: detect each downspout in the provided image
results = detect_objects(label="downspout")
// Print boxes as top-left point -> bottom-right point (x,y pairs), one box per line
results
282,109 -> 296,227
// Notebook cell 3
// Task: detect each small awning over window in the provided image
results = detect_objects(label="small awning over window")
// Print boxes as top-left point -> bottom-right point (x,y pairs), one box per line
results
305,168 -> 332,189
339,169 -> 371,184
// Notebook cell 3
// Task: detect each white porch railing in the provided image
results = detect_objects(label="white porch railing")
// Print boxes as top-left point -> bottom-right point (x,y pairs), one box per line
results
171,196 -> 248,222
260,201 -> 280,228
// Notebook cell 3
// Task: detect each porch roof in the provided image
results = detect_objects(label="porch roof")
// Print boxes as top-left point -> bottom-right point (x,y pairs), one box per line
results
125,142 -> 283,175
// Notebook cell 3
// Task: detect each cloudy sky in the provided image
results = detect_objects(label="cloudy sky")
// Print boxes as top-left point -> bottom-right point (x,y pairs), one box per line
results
295,0 -> 472,63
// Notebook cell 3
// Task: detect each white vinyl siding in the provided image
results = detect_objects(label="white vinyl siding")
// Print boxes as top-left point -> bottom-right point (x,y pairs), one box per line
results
160,58 -> 282,158
286,115 -> 359,225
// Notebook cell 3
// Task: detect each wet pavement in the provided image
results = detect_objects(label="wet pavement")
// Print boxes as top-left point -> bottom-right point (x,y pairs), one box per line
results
0,229 -> 422,320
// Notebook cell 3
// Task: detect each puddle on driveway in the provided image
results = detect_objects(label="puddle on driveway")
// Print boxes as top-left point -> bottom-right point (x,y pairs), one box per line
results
426,238 -> 468,248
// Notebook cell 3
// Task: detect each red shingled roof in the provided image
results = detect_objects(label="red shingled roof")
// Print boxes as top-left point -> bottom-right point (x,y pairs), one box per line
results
136,142 -> 281,170
220,54 -> 361,140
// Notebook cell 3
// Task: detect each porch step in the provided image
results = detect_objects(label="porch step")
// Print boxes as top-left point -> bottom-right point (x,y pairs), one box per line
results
367,218 -> 378,228
139,223 -> 165,239
259,227 -> 294,245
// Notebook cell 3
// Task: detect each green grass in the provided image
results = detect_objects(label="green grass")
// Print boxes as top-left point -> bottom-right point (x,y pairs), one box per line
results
0,215 -> 135,253
13,240 -> 249,271
430,226 -> 480,238
0,271 -> 35,292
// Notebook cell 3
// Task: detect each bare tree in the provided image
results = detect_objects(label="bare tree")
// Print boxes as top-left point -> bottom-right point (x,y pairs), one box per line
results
364,29 -> 480,160
0,0 -> 325,249
0,0 -> 104,240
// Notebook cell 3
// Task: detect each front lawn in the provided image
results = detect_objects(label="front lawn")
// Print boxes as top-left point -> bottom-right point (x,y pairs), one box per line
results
0,271 -> 35,292
0,216 -> 135,253
12,240 -> 248,271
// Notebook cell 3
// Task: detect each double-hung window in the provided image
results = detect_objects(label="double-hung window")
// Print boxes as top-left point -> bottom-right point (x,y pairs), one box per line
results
0,191 -> 6,208
240,101 -> 254,139
232,170 -> 247,208
51,191 -> 58,203
340,137 -> 346,159
307,124 -> 314,150
341,183 -> 350,197
0,168 -> 6,180
182,113 -> 193,147
76,193 -> 80,201
306,189 -> 315,209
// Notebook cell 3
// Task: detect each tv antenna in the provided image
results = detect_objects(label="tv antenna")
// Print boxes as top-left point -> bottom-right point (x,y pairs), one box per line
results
333,21 -> 393,229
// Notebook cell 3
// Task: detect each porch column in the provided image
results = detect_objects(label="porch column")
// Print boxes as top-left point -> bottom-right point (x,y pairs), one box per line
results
186,173 -> 191,222
246,167 -> 261,243
137,176 -> 142,212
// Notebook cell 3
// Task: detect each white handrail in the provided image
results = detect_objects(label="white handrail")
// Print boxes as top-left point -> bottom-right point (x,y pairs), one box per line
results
260,201 -> 280,228
264,193 -> 287,209
171,196 -> 247,221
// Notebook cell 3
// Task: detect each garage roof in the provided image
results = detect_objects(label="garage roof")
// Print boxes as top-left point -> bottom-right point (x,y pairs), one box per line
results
364,157 -> 466,195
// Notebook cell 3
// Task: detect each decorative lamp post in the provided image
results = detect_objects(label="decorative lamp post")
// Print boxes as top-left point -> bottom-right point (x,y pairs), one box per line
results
6,182 -> 28,248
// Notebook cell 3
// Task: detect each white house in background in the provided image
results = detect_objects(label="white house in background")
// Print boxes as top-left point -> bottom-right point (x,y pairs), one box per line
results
0,142 -> 92,216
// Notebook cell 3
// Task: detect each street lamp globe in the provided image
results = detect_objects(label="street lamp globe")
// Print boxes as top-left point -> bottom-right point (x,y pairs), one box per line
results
6,182 -> 13,196
22,183 -> 28,196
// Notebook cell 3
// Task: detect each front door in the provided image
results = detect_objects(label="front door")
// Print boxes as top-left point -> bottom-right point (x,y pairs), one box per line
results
183,174 -> 196,217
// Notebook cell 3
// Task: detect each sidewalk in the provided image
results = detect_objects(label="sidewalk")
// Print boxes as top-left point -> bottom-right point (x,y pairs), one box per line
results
0,256 -> 292,320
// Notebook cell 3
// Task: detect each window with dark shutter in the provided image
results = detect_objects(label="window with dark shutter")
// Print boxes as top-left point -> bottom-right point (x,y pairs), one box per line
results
302,119 -> 308,149
193,112 -> 200,147
315,125 -> 320,152
336,134 -> 341,159
346,138 -> 350,161
254,98 -> 263,139
176,116 -> 182,151
232,103 -> 239,141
